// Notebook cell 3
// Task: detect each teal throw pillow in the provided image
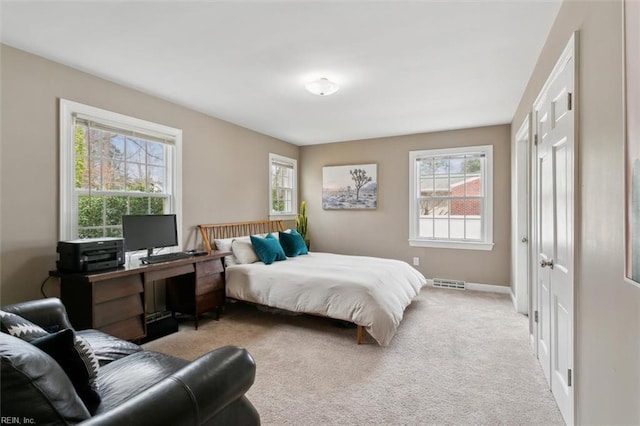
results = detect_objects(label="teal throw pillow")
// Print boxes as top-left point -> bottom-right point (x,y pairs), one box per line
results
250,233 -> 286,265
279,230 -> 308,257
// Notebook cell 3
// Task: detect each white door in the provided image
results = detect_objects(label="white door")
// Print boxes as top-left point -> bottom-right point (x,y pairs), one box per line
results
514,117 -> 530,315
534,34 -> 575,425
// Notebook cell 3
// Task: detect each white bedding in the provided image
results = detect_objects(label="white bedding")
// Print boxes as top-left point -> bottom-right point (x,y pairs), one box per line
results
225,252 -> 427,345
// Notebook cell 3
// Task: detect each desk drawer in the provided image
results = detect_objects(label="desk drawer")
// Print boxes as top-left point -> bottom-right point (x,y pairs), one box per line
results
196,291 -> 224,314
94,295 -> 144,328
196,274 -> 223,295
100,317 -> 145,341
196,259 -> 223,277
94,275 -> 143,304
146,264 -> 194,282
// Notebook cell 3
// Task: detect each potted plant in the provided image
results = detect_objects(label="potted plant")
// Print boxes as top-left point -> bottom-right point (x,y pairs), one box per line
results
296,200 -> 310,249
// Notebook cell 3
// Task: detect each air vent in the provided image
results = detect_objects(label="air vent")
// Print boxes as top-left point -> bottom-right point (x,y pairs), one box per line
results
433,278 -> 466,290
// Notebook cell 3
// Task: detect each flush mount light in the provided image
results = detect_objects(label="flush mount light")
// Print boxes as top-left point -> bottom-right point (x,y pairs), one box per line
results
305,78 -> 339,96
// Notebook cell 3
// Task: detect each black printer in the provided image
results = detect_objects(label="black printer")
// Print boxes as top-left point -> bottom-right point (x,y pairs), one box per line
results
56,238 -> 125,272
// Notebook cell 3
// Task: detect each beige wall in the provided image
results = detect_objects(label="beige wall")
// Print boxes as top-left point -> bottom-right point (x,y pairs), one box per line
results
300,125 -> 511,286
512,0 -> 640,423
0,45 -> 298,304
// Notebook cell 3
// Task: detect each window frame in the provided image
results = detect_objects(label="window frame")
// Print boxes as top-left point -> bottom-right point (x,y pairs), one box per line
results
59,99 -> 183,249
268,153 -> 298,220
408,145 -> 494,251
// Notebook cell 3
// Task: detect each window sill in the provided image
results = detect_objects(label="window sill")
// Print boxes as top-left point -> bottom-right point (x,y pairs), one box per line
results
409,239 -> 494,251
269,214 -> 297,221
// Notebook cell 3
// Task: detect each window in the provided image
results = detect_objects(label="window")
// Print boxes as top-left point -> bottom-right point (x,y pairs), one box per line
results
269,153 -> 297,219
60,99 -> 182,244
409,145 -> 494,250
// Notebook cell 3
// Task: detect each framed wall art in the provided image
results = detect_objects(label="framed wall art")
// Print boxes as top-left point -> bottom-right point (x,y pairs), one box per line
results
625,0 -> 640,287
322,163 -> 377,210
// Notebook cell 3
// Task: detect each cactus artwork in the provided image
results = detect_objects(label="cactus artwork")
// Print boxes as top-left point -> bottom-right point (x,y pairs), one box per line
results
322,164 -> 377,210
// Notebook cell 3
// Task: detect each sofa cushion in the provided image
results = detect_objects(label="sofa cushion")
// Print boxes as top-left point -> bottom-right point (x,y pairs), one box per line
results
0,332 -> 90,423
77,329 -> 143,366
94,350 -> 188,415
32,329 -> 102,412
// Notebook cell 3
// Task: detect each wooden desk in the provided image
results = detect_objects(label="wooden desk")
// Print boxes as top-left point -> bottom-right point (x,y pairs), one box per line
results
50,251 -> 230,341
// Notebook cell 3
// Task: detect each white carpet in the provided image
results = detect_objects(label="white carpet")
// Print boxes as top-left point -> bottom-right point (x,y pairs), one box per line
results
143,286 -> 564,425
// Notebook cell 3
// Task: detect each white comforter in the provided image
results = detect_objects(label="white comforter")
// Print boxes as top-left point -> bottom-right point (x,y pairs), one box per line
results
225,252 -> 427,346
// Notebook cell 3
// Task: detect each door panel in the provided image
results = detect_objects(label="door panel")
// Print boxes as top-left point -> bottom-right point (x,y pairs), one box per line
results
534,34 -> 575,425
555,142 -> 570,269
554,295 -> 570,391
538,142 -> 553,384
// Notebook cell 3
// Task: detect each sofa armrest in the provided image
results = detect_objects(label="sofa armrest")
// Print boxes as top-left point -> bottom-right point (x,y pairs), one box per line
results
82,346 -> 259,426
1,297 -> 74,332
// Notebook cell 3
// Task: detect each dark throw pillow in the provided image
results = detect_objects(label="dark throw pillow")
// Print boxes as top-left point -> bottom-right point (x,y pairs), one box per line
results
1,309 -> 101,412
279,230 -> 309,257
31,329 -> 101,412
250,233 -> 286,265
1,333 -> 91,424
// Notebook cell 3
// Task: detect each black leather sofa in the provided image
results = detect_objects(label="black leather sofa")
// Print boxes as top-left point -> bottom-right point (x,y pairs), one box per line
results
1,298 -> 260,425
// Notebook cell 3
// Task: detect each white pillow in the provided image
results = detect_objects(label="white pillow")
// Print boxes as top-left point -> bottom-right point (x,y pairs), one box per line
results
231,238 -> 259,264
213,234 -> 267,266
212,237 -> 237,266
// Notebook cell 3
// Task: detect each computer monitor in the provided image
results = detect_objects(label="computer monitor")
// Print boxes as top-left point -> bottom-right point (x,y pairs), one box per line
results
122,214 -> 178,258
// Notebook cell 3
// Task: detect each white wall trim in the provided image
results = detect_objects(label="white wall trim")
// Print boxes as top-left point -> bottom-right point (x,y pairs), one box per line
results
268,153 -> 298,217
59,98 -> 183,243
409,145 -> 494,250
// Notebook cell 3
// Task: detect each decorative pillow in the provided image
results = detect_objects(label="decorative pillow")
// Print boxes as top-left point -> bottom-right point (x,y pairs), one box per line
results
0,310 -> 101,412
250,233 -> 286,265
1,333 -> 91,423
212,237 -> 237,266
231,238 -> 260,264
279,229 -> 308,257
214,234 -> 267,266
32,329 -> 101,412
0,310 -> 48,341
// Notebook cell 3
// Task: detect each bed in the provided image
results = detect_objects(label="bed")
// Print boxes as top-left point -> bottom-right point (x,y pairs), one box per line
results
198,220 -> 427,345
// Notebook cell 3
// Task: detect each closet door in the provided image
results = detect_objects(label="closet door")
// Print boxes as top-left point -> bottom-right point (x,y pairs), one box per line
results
533,33 -> 576,425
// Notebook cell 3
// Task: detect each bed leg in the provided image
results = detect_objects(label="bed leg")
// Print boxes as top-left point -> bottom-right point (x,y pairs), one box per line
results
356,325 -> 363,345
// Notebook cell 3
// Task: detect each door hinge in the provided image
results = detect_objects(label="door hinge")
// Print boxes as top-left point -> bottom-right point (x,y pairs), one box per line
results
534,134 -> 538,146
568,368 -> 572,387
568,92 -> 573,111
534,310 -> 539,323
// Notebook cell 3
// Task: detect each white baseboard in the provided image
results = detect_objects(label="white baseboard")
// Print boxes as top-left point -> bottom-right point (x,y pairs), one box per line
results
511,290 -> 517,307
427,279 -> 511,294
466,282 -> 511,294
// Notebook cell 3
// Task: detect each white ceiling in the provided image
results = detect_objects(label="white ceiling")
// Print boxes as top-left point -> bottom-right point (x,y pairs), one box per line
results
1,1 -> 561,146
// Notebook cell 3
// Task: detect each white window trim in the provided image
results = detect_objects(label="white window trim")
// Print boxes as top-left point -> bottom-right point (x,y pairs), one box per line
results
59,99 -> 183,248
408,145 -> 494,251
268,153 -> 297,220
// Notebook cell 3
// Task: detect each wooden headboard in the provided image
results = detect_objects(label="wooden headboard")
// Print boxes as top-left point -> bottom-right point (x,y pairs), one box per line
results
198,220 -> 285,251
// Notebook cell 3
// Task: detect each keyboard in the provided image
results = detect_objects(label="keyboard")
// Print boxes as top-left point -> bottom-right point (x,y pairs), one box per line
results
141,252 -> 192,264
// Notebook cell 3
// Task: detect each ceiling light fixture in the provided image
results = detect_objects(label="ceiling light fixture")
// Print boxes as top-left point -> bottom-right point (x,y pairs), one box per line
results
305,77 -> 339,96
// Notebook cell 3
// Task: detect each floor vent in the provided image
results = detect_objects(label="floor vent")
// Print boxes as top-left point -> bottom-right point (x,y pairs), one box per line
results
433,278 -> 466,290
